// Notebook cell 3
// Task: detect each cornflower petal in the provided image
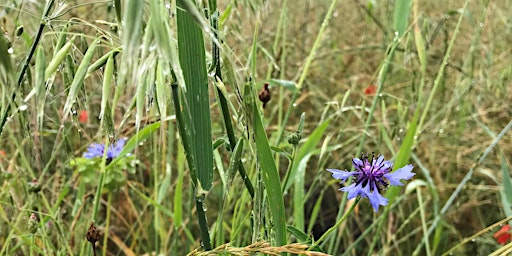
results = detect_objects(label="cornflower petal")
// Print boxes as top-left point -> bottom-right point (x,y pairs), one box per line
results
381,160 -> 393,170
373,155 -> 385,166
352,157 -> 363,167
365,185 -> 388,212
327,153 -> 415,212
384,164 -> 415,186
342,182 -> 365,200
83,143 -> 105,158
83,139 -> 127,160
107,138 -> 126,158
327,169 -> 357,182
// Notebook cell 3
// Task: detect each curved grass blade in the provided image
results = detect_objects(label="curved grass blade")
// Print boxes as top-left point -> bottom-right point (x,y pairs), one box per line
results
107,121 -> 161,169
99,53 -> 114,120
62,39 -> 99,120
252,98 -> 287,246
45,37 -> 75,80
290,119 -> 330,231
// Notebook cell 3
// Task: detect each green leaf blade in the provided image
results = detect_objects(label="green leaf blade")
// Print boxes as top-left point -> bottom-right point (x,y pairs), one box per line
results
176,2 -> 213,191
62,39 -> 99,120
253,101 -> 287,246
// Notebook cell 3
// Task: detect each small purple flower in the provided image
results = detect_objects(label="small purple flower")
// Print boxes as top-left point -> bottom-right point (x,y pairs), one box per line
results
327,153 -> 415,212
83,139 -> 127,163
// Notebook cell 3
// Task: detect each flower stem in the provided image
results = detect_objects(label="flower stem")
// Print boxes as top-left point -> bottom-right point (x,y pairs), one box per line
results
30,234 -> 34,256
102,192 -> 112,256
92,138 -> 111,224
91,171 -> 105,222
312,198 -> 360,248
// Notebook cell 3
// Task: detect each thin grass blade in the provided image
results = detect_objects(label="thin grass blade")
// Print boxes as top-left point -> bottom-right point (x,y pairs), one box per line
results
108,121 -> 161,169
99,53 -> 114,120
290,119 -> 330,231
252,98 -> 287,246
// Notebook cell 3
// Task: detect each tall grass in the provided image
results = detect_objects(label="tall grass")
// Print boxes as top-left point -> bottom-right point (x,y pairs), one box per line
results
0,0 -> 511,255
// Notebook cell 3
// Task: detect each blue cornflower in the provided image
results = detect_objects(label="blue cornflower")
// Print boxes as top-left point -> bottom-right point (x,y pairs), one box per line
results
83,139 -> 127,163
327,153 -> 415,212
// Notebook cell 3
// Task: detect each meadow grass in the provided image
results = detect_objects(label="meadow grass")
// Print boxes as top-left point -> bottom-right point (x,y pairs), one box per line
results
0,0 -> 511,255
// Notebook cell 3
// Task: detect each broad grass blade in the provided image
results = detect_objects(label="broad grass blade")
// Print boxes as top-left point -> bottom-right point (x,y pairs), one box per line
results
393,0 -> 411,37
176,1 -> 213,191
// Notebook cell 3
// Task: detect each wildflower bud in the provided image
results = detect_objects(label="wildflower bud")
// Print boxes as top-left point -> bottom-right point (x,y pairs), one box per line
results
287,132 -> 301,145
364,84 -> 377,95
28,213 -> 38,234
258,83 -> 271,108
27,179 -> 41,193
86,222 -> 101,244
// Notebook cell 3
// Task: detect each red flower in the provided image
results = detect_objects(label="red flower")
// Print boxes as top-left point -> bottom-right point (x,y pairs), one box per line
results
494,225 -> 512,245
364,84 -> 377,95
78,110 -> 88,123
0,150 -> 6,163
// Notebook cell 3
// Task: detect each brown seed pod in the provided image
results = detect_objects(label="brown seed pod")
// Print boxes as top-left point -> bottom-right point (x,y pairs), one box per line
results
258,83 -> 271,108
86,222 -> 101,243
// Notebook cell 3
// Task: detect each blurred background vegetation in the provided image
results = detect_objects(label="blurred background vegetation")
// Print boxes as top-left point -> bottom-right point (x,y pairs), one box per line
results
0,0 -> 511,255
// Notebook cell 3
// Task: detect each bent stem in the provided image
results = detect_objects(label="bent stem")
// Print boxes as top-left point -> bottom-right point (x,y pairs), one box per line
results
208,1 -> 254,197
312,198 -> 360,249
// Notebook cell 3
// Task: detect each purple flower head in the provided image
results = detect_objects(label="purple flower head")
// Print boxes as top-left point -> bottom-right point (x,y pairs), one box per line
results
327,153 -> 415,212
83,139 -> 127,163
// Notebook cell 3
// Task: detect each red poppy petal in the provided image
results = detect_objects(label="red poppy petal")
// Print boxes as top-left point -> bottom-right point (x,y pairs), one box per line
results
494,225 -> 511,238
494,225 -> 512,245
364,85 -> 377,95
496,233 -> 512,245
78,110 -> 88,123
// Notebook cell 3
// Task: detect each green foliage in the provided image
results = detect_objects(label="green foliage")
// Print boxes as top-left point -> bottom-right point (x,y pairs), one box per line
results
251,82 -> 287,246
177,0 -> 214,192
69,156 -> 139,191
0,33 -> 14,87
1,0 -> 511,255
393,0 -> 411,37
